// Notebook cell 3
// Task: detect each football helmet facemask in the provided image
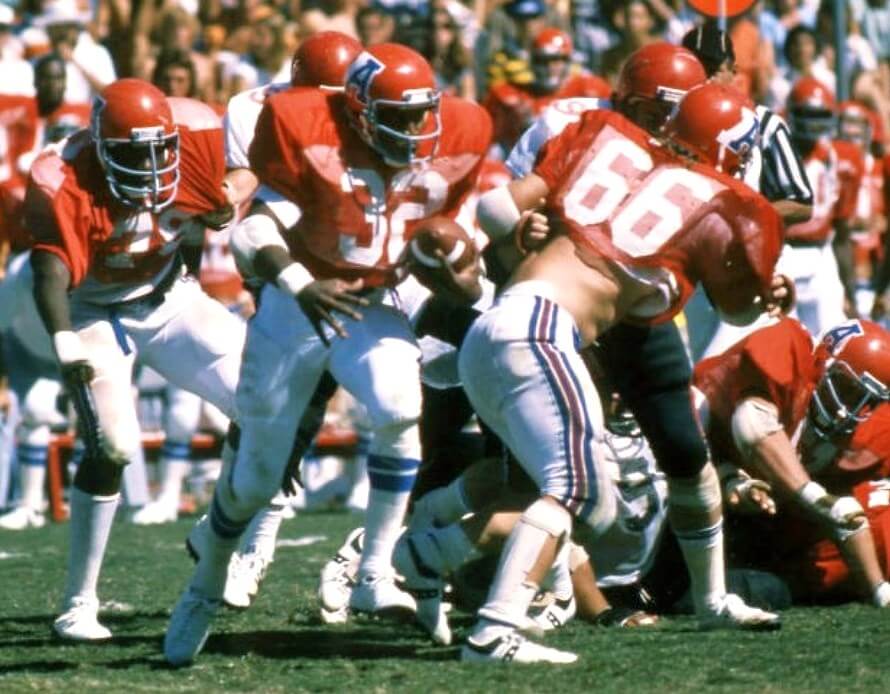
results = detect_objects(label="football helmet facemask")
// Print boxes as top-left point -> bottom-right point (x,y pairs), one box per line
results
810,319 -> 890,439
91,79 -> 179,212
788,77 -> 835,144
531,28 -> 573,94
667,83 -> 759,177
344,43 -> 441,168
612,42 -> 707,134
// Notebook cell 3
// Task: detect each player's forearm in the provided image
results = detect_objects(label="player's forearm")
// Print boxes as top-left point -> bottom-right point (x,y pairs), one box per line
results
837,523 -> 888,600
746,431 -> 811,497
771,199 -> 812,226
30,250 -> 73,335
831,227 -> 857,305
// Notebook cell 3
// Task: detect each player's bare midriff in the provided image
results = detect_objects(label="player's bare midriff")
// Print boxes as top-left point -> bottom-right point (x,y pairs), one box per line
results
508,234 -> 660,347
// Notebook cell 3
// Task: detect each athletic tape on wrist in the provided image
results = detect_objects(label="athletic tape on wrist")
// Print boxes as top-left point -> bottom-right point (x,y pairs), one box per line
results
276,263 -> 314,297
476,186 -> 522,241
52,330 -> 87,365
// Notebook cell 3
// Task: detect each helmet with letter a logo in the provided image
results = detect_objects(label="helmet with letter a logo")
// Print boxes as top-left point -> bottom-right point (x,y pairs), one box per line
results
530,27 -> 573,94
810,319 -> 890,438
344,43 -> 441,168
91,78 -> 179,213
788,77 -> 835,145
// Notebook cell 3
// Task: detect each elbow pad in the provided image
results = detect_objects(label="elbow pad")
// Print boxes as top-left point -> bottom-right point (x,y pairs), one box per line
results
731,398 -> 783,453
230,214 -> 288,279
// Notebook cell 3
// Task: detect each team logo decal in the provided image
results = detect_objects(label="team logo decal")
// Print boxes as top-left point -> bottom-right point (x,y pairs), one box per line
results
346,52 -> 385,104
822,320 -> 865,354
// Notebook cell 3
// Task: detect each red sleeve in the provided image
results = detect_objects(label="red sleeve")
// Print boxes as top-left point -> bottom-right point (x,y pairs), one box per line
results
175,125 -> 227,214
25,153 -> 92,286
248,95 -> 306,203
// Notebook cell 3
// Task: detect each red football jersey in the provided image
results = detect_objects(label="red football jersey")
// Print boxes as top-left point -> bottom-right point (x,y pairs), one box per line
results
693,317 -> 820,466
484,73 -> 610,154
248,90 -> 491,287
832,139 -> 865,221
27,97 -> 227,300
534,109 -> 782,324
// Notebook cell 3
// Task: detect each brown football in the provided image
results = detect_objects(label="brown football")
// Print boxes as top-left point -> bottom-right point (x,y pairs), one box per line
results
409,216 -> 476,272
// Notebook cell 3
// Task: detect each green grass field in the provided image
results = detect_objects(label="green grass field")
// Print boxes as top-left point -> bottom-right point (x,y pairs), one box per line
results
2,510 -> 889,693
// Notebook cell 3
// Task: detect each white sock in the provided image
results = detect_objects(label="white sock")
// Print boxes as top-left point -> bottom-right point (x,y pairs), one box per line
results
360,454 -> 419,578
413,477 -> 471,527
158,456 -> 190,505
675,521 -> 726,614
62,488 -> 119,607
19,460 -> 47,511
409,522 -> 481,576
239,499 -> 286,561
191,485 -> 248,598
543,541 -> 573,600
476,517 -> 557,630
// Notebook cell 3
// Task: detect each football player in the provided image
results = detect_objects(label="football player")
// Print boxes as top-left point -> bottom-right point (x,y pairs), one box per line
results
163,44 -> 491,666
693,318 -> 890,608
483,28 -> 611,160
28,79 -> 245,641
460,78 -> 783,664
781,78 -> 865,338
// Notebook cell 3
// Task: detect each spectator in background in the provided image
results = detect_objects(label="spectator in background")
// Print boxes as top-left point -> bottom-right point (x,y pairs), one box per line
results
152,48 -> 198,99
356,5 -> 397,45
152,8 -> 217,104
568,0 -> 618,75
398,4 -> 476,99
600,0 -> 663,84
480,0 -> 568,94
0,5 -> 35,96
300,0 -> 363,40
33,0 -> 115,104
222,12 -> 291,100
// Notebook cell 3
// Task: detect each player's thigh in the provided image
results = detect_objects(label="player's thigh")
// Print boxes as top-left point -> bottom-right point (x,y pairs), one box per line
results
328,304 -> 422,429
76,319 -> 141,457
140,283 -> 246,418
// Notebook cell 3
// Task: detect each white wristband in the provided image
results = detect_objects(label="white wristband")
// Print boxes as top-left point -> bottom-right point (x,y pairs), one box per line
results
476,185 -> 522,241
52,330 -> 88,365
873,581 -> 890,608
276,263 -> 314,297
797,481 -> 828,507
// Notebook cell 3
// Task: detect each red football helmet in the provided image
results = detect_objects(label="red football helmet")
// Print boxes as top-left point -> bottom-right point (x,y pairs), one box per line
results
810,319 -> 890,438
788,77 -> 835,143
612,42 -> 706,133
91,78 -> 179,212
291,31 -> 362,89
837,100 -> 873,150
667,83 -> 759,176
531,28 -> 573,93
344,43 -> 441,168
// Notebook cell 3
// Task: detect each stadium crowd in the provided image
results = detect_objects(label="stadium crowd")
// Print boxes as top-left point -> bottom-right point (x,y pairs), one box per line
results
2,0 -> 890,666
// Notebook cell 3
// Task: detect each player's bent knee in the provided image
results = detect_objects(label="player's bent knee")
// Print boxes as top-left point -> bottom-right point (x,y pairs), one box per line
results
522,497 -> 573,540
667,462 -> 722,514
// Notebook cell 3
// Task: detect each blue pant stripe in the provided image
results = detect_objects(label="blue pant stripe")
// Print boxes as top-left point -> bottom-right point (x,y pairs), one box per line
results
368,470 -> 417,493
162,441 -> 191,459
367,454 -> 420,473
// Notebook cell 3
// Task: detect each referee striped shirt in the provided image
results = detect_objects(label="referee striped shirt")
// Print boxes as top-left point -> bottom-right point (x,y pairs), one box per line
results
750,105 -> 814,204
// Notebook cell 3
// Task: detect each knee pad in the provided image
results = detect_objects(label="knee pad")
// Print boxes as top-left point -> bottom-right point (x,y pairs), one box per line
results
522,498 -> 573,540
667,462 -> 722,515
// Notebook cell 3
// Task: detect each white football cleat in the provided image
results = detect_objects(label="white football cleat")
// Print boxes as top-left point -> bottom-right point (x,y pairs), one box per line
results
461,628 -> 578,664
317,527 -> 363,619
164,587 -> 222,666
0,506 -> 46,530
130,499 -> 178,525
349,573 -> 416,619
698,593 -> 781,631
53,596 -> 112,641
223,550 -> 271,609
393,535 -> 451,645
529,593 -> 577,632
